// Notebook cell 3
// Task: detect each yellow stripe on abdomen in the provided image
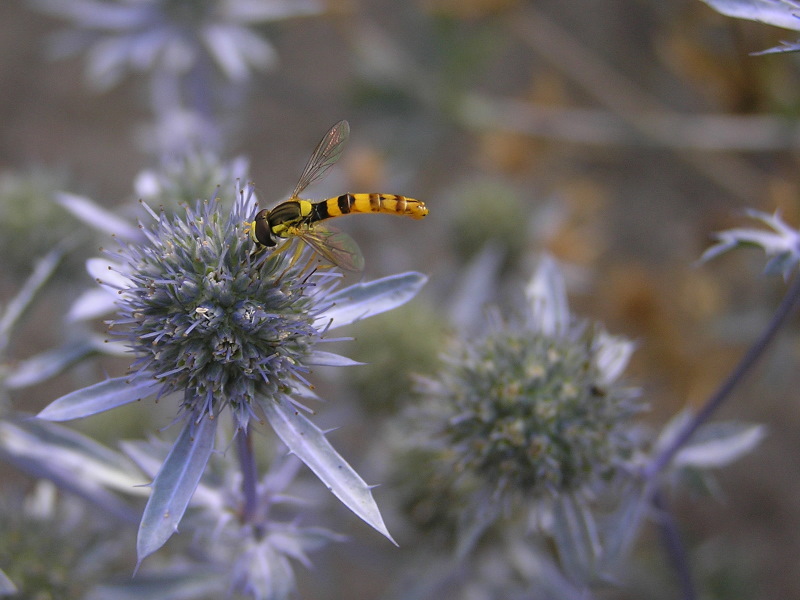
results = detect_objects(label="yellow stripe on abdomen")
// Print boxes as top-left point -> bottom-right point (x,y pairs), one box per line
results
322,193 -> 428,220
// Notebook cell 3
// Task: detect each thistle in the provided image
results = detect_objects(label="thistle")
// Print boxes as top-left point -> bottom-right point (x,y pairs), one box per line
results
398,256 -> 642,543
32,0 -> 326,90
113,189 -> 324,428
31,0 -> 327,155
701,209 -> 800,278
37,181 -> 427,567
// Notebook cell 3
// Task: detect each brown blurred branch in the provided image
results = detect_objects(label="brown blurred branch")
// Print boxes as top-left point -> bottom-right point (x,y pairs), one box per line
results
461,94 -> 800,152
500,6 -> 785,203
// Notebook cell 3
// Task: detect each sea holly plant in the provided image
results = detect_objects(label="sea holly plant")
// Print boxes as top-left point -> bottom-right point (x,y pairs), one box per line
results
59,153 -> 250,324
31,0 -> 327,155
35,181 -> 427,568
700,208 -> 800,278
640,209 -> 800,484
390,256 -> 647,590
387,254 -> 769,598
0,417 -> 347,599
699,0 -> 800,54
32,0 -> 325,91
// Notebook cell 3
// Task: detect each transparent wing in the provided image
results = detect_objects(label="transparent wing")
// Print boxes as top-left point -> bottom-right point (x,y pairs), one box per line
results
294,225 -> 365,272
291,120 -> 350,199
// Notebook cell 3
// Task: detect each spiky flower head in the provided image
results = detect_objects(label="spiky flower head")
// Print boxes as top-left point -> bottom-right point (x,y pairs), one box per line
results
133,152 -> 250,210
110,184 -> 326,428
432,323 -> 636,495
39,180 -> 426,561
58,153 -> 250,323
401,257 -> 642,533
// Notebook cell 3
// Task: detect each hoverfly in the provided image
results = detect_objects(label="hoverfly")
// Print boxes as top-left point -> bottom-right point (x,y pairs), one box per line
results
249,120 -> 428,271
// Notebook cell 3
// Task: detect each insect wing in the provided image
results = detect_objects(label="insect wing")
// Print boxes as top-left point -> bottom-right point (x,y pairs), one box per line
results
295,226 -> 365,272
291,120 -> 350,199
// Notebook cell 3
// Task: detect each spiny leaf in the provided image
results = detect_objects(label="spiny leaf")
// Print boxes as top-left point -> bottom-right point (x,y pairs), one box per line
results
263,396 -> 396,544
136,417 -> 217,568
320,271 -> 427,329
37,376 -> 160,421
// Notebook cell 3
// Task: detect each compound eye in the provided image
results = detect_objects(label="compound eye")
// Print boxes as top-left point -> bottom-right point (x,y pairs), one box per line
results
252,209 -> 276,247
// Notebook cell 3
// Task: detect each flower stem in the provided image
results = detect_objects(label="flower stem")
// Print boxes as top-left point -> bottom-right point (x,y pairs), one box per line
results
652,487 -> 696,600
645,273 -> 800,480
237,425 -> 259,525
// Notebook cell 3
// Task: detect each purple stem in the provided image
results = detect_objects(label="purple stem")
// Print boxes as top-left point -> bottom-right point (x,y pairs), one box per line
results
652,487 -> 696,600
645,273 -> 800,479
236,425 -> 258,525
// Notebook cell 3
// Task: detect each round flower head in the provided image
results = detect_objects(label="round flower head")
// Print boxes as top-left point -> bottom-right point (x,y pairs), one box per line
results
403,257 -> 642,529
108,183 -> 328,428
39,180 -> 425,561
428,319 -> 637,496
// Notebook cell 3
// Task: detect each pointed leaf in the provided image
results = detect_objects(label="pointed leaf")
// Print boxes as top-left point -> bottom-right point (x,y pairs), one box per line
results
674,423 -> 766,469
224,0 -> 324,21
306,350 -> 365,367
658,407 -> 692,442
57,192 -> 142,240
67,287 -> 117,321
205,23 -> 278,80
449,243 -> 503,331
319,272 -> 427,329
504,538 -> 588,600
595,480 -> 649,566
699,0 -> 800,31
121,439 -> 221,510
0,419 -> 144,494
526,254 -> 570,337
0,246 -> 63,349
593,330 -> 636,386
550,494 -> 602,582
94,338 -> 130,357
136,417 -> 217,566
0,420 -> 139,522
85,569 -> 225,600
0,568 -> 17,595
5,338 -> 99,389
263,396 -> 396,544
753,40 -> 800,54
270,526 -> 346,562
120,439 -> 172,480
86,257 -> 133,289
37,376 -> 160,421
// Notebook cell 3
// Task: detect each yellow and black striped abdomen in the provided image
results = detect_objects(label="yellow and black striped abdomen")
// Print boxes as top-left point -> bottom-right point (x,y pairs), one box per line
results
250,193 -> 428,248
310,193 -> 428,223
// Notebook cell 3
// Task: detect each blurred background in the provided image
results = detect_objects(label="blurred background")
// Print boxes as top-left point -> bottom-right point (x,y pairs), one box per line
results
3,1 -> 800,598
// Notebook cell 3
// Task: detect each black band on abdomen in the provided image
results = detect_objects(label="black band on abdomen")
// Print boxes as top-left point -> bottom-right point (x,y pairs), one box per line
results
337,194 -> 353,215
